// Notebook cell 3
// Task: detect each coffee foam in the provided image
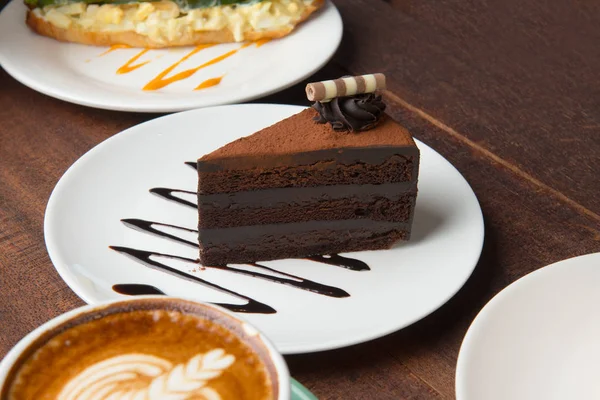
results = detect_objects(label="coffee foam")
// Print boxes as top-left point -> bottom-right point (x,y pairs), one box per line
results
59,350 -> 235,400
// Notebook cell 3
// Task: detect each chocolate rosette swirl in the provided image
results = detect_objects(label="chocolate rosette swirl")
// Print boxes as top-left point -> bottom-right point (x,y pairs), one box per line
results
313,93 -> 386,132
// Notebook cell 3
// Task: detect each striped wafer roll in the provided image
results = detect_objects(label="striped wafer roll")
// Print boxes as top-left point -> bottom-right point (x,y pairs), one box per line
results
306,73 -> 386,102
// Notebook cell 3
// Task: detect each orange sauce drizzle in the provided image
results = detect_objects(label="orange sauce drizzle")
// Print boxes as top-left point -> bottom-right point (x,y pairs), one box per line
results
142,44 -> 214,91
117,49 -> 151,74
194,76 -> 224,91
98,40 -> 267,90
143,42 -> 254,91
254,38 -> 271,48
99,44 -> 131,57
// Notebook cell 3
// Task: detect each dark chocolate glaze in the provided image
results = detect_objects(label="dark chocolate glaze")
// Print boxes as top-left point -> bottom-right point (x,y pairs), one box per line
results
121,219 -> 198,248
307,254 -> 370,271
113,283 -> 166,296
110,246 -> 275,314
150,188 -> 197,209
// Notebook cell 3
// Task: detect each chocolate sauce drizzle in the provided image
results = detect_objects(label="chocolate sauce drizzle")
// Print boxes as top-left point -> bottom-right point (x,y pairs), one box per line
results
307,255 -> 370,271
149,188 -> 197,209
246,263 -> 349,297
110,246 -> 275,314
113,283 -> 166,296
111,245 -> 348,298
121,218 -> 198,248
112,161 -> 372,314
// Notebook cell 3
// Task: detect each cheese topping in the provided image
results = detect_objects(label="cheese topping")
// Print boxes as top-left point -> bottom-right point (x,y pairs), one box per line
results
33,0 -> 315,43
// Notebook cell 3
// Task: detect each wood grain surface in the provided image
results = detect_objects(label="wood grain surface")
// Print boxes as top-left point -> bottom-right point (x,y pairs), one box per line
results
1,0 -> 599,398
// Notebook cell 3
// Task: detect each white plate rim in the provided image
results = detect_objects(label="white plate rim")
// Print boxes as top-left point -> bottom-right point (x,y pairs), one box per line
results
0,0 -> 342,112
455,252 -> 600,399
44,103 -> 485,354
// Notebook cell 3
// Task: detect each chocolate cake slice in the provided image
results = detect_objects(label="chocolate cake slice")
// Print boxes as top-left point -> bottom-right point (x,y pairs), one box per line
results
197,75 -> 419,265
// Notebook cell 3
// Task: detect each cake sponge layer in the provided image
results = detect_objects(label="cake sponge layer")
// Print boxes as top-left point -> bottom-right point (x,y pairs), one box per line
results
198,154 -> 417,194
199,225 -> 408,265
199,192 -> 416,228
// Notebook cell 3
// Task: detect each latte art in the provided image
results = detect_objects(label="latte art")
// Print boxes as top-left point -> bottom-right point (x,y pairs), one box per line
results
4,302 -> 275,400
59,349 -> 235,400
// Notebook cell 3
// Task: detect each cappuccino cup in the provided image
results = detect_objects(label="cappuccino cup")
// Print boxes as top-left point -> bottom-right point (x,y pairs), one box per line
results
0,297 -> 289,400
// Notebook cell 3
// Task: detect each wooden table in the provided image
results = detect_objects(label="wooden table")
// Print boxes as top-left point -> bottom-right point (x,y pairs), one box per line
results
1,0 -> 599,398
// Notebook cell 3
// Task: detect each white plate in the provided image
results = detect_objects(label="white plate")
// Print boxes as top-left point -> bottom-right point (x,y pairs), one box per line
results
44,104 -> 484,354
0,1 -> 341,112
456,252 -> 600,400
